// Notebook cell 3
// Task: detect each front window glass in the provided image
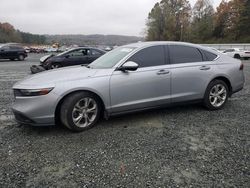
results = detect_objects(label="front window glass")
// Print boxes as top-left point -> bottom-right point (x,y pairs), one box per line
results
127,45 -> 166,68
89,47 -> 135,69
68,49 -> 90,56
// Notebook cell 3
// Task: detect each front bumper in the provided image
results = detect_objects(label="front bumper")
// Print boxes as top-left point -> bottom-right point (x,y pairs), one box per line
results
12,92 -> 59,126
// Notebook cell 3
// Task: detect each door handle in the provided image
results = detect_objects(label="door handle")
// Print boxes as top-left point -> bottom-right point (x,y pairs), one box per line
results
157,69 -> 170,75
199,66 -> 211,70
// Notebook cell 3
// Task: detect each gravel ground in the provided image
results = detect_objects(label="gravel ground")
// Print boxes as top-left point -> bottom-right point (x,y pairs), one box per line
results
0,54 -> 249,187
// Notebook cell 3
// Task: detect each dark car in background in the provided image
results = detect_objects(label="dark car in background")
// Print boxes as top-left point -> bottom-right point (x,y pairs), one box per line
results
0,44 -> 27,61
40,47 -> 105,70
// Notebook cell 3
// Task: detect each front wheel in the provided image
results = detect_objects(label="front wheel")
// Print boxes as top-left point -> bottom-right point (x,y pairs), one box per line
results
60,92 -> 102,132
49,63 -> 61,69
203,80 -> 229,110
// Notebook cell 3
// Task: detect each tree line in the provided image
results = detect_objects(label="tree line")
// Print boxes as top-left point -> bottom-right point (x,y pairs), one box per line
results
146,0 -> 250,43
0,22 -> 46,44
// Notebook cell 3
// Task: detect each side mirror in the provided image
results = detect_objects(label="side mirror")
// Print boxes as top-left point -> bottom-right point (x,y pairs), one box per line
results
117,61 -> 139,71
65,54 -> 70,58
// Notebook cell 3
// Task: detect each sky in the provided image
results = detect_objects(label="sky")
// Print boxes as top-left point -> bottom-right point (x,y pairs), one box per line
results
0,0 -> 222,36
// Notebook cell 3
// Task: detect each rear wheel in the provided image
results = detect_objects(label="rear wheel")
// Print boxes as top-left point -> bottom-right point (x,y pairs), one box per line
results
18,54 -> 25,61
234,54 -> 241,59
60,92 -> 102,132
203,80 -> 229,110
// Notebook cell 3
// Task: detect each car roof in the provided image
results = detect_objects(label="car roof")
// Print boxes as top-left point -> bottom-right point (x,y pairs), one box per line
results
0,43 -> 23,48
124,41 -> 206,48
123,41 -> 218,54
70,47 -> 106,53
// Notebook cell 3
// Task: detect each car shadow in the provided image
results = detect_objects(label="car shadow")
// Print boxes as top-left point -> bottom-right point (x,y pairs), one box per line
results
16,103 -> 205,134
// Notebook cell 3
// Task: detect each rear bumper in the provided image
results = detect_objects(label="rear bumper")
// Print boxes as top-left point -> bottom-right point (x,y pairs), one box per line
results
232,86 -> 243,95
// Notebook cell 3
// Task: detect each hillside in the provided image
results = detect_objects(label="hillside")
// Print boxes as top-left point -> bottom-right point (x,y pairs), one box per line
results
45,34 -> 144,46
0,22 -> 45,44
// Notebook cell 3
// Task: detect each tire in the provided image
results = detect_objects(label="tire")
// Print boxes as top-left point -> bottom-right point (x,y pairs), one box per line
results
49,63 -> 61,69
203,80 -> 229,110
234,54 -> 241,59
60,92 -> 102,132
18,54 -> 25,61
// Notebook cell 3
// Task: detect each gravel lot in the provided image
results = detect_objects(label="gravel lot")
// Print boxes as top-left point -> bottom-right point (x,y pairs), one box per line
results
0,54 -> 249,187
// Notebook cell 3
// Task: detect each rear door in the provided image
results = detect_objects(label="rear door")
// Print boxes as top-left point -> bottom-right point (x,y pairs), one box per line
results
89,49 -> 104,63
168,44 -> 217,102
110,45 -> 171,113
9,46 -> 20,58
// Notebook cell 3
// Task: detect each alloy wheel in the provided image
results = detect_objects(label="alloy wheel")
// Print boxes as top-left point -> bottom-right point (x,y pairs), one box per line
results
72,97 -> 98,128
209,84 -> 227,107
51,64 -> 60,69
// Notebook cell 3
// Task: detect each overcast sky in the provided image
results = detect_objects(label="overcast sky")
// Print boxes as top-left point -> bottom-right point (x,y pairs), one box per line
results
0,0 -> 222,36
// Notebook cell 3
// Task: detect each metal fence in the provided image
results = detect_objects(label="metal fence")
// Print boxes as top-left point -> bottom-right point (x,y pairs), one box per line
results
200,43 -> 250,50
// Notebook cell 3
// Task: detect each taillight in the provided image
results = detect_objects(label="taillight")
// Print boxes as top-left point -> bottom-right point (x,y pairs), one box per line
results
240,63 -> 244,70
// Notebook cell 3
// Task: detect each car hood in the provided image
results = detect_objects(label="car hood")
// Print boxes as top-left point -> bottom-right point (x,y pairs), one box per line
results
40,54 -> 55,63
13,66 -> 99,89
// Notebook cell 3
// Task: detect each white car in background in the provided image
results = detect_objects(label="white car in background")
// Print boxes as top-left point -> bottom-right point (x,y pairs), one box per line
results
223,48 -> 250,60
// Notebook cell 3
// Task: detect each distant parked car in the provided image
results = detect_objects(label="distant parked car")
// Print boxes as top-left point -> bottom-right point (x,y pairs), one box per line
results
0,44 -> 27,61
40,47 -> 105,70
223,48 -> 250,60
30,47 -> 46,53
104,46 -> 113,51
24,47 -> 31,53
45,47 -> 58,53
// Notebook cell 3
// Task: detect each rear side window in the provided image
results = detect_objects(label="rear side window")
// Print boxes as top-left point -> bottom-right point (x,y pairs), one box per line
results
169,45 -> 203,64
10,46 -> 23,50
127,45 -> 166,68
202,50 -> 218,61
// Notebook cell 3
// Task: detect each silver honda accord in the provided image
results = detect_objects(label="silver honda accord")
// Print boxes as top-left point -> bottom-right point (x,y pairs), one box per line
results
12,42 -> 245,131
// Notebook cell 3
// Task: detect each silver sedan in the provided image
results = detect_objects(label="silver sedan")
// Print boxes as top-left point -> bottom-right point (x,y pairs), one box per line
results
12,42 -> 245,131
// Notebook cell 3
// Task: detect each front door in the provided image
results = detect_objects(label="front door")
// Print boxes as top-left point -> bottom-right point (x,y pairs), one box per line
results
110,45 -> 171,113
64,49 -> 88,66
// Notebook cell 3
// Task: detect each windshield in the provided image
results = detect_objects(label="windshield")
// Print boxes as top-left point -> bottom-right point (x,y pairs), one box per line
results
89,47 -> 135,69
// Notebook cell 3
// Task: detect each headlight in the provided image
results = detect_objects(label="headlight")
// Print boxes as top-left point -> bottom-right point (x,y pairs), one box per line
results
14,88 -> 54,97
